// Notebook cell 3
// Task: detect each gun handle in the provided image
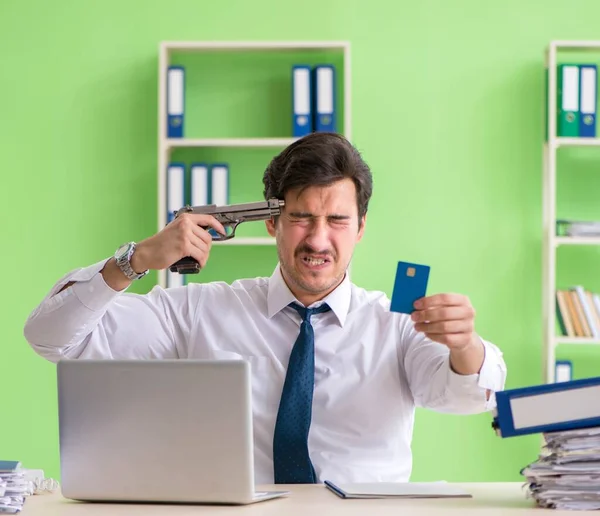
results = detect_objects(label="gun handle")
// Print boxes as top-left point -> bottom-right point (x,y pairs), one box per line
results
169,257 -> 201,274
167,224 -> 237,274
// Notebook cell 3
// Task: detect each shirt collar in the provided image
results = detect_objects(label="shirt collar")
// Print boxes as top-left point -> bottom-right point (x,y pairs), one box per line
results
267,263 -> 351,327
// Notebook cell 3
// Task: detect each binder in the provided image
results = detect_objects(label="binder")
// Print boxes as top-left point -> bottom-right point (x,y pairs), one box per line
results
313,65 -> 336,132
491,376 -> 600,438
292,65 -> 312,137
167,162 -> 185,223
167,66 -> 185,138
166,270 -> 185,288
190,163 -> 209,206
579,64 -> 597,137
208,164 -> 229,238
209,163 -> 229,205
557,64 -> 580,137
555,360 -> 573,383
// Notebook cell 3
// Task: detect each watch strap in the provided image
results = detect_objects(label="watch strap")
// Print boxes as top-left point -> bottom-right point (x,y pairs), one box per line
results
115,242 -> 148,281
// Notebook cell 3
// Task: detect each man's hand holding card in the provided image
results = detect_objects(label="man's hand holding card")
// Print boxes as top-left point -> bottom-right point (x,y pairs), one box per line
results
390,261 -> 485,377
411,293 -> 478,352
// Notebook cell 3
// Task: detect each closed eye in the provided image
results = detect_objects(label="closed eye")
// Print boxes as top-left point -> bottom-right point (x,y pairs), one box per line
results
288,213 -> 351,222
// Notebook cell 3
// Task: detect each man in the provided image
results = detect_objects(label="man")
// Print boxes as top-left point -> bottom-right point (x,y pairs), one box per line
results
24,132 -> 506,485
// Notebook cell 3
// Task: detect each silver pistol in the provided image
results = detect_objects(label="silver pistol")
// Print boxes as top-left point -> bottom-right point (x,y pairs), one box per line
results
169,198 -> 285,274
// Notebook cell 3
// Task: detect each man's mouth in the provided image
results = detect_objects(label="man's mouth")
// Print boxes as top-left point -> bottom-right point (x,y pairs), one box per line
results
301,255 -> 331,267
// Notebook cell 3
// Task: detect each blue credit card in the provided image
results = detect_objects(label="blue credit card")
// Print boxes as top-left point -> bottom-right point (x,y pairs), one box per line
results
390,261 -> 430,314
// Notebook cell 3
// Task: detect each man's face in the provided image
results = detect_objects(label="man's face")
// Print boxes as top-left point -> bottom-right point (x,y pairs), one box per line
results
265,178 -> 365,305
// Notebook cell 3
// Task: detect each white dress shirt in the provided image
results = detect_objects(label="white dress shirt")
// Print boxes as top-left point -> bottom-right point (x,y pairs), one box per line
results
24,259 -> 507,484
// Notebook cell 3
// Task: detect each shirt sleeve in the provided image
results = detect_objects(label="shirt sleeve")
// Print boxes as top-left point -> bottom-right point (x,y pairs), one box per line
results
399,316 -> 507,414
23,258 -> 198,363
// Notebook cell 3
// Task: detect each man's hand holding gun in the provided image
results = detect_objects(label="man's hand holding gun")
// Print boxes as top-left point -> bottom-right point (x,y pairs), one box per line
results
130,199 -> 285,276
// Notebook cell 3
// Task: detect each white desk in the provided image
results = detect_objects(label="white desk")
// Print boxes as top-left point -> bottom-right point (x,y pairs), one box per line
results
20,482 -> 565,515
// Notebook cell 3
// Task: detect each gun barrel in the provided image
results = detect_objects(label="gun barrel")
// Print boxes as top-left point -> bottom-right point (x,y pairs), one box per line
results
176,198 -> 284,219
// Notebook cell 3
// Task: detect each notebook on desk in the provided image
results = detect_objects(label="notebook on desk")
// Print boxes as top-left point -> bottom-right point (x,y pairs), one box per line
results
324,480 -> 472,499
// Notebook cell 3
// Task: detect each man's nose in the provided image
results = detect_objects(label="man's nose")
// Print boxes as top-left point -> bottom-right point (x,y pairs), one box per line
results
304,219 -> 330,251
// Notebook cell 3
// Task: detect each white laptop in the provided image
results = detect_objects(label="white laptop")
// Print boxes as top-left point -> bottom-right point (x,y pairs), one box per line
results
56,358 -> 289,505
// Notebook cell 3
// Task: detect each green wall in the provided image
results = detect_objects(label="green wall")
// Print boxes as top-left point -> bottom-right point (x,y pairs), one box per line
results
3,0 -> 600,483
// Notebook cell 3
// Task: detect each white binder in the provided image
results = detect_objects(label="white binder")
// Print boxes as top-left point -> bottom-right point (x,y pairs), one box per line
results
555,360 -> 573,383
166,270 -> 185,288
292,65 -> 312,137
190,163 -> 209,206
210,164 -> 229,205
167,163 -> 185,223
167,66 -> 185,137
314,65 -> 336,132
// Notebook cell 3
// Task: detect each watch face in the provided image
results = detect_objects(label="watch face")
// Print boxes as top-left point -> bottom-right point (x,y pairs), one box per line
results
116,243 -> 131,259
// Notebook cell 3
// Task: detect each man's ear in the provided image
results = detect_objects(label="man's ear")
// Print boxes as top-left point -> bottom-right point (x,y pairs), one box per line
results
265,217 -> 276,237
357,214 -> 367,242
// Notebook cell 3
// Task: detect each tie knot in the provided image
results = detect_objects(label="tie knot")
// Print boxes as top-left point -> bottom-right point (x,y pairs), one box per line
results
289,301 -> 331,322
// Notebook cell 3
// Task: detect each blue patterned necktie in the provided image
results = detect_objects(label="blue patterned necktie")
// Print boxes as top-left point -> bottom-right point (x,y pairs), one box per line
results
272,301 -> 331,484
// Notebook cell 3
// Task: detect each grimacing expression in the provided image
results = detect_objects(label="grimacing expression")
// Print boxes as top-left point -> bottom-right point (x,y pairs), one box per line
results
266,178 -> 365,305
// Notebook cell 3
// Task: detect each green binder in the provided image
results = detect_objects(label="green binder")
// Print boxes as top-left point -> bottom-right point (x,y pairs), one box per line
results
557,64 -> 580,137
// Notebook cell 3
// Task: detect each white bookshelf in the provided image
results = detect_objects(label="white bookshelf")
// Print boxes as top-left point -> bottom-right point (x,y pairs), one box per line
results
542,40 -> 600,383
157,41 -> 351,288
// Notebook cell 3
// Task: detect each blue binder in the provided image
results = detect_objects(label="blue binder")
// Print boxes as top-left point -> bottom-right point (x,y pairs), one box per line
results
208,163 -> 230,238
209,163 -> 229,205
579,64 -> 597,137
555,360 -> 573,383
492,376 -> 600,438
167,66 -> 185,138
190,163 -> 209,207
313,65 -> 336,132
167,162 -> 185,223
292,65 -> 312,137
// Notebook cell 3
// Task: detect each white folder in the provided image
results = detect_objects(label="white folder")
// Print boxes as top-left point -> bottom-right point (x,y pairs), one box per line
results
167,66 -> 185,137
166,270 -> 185,288
167,163 -> 185,223
210,164 -> 229,205
191,163 -> 209,206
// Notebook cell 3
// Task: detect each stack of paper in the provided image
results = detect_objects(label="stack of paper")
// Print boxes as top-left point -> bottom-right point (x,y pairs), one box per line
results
521,427 -> 600,510
0,461 -> 33,514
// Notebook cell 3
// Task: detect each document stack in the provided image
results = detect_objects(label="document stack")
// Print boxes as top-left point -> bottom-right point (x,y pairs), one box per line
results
491,376 -> 600,510
0,461 -> 29,514
0,460 -> 59,513
521,427 -> 600,510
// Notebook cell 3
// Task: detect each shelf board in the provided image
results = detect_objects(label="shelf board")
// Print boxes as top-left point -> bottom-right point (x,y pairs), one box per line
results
556,337 -> 600,345
165,138 -> 297,149
162,41 -> 350,52
213,237 -> 275,246
552,137 -> 600,148
550,40 -> 600,51
555,236 -> 600,246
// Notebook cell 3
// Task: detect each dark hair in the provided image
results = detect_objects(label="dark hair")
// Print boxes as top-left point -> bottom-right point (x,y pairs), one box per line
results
262,132 -> 373,220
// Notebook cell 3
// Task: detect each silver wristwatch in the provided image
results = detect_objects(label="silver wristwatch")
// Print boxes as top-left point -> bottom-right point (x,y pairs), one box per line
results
114,242 -> 148,280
